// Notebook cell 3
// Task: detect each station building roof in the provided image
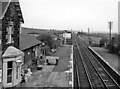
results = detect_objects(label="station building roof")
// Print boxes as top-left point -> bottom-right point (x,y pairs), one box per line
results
20,34 -> 42,51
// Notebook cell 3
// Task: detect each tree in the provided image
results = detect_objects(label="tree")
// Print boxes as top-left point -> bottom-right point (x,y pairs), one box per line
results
107,37 -> 116,53
36,34 -> 54,49
77,31 -> 81,36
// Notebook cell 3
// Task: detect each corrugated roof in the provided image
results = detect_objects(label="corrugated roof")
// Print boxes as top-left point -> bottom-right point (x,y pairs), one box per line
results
20,34 -> 41,51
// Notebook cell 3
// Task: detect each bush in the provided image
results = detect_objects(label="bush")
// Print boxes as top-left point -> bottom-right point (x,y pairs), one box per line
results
99,38 -> 108,47
107,44 -> 114,53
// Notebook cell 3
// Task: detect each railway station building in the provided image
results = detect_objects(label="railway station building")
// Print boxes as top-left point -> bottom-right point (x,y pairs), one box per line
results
63,32 -> 72,45
0,0 -> 24,87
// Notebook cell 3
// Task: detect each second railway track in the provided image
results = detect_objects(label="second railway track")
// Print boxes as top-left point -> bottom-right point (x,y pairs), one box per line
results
73,35 -> 120,89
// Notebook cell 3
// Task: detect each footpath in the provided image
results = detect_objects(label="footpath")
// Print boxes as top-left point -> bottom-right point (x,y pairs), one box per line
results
17,45 -> 73,88
91,47 -> 120,74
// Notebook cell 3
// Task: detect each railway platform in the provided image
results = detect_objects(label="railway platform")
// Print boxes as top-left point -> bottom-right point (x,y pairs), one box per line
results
73,35 -> 120,89
16,45 -> 73,88
91,47 -> 120,74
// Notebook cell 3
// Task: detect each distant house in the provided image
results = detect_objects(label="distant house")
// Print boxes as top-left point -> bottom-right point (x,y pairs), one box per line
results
63,32 -> 72,45
0,0 -> 24,87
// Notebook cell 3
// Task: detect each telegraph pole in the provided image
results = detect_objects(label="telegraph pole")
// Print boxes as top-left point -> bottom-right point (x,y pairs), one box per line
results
88,28 -> 90,45
108,21 -> 113,43
81,29 -> 83,37
88,28 -> 90,39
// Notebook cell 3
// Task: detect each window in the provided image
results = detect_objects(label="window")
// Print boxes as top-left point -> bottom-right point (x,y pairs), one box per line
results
40,56 -> 42,59
41,49 -> 45,55
6,21 -> 14,44
16,66 -> 19,79
32,48 -> 36,57
7,61 -> 13,83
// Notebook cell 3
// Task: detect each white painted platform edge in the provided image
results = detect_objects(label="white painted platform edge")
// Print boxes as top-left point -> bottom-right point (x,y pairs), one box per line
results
71,45 -> 73,87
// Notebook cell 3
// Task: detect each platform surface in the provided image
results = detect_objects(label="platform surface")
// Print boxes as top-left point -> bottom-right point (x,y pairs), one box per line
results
91,47 -> 120,74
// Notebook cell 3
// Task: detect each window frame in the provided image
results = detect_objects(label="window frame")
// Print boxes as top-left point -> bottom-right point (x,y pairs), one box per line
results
7,61 -> 13,83
16,66 -> 19,79
6,21 -> 14,44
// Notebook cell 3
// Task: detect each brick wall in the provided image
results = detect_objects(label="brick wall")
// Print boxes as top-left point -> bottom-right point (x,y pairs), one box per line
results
2,2 -> 21,52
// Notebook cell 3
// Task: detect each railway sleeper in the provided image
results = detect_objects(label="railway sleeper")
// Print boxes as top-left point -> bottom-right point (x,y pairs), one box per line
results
107,85 -> 119,89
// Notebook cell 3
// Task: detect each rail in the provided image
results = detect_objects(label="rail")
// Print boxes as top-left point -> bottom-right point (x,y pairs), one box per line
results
73,34 -> 120,89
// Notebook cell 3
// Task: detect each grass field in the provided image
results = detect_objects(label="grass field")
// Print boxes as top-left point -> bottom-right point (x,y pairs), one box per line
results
79,35 -> 101,46
22,27 -> 64,35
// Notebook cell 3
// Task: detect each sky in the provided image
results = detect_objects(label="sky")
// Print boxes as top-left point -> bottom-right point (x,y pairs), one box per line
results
19,0 -> 119,33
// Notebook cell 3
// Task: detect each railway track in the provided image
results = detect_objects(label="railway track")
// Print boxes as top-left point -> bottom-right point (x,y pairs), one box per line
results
74,44 -> 92,88
73,35 -> 120,89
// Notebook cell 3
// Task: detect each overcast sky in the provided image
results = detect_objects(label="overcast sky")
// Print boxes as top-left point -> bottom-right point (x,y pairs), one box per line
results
19,0 -> 119,33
